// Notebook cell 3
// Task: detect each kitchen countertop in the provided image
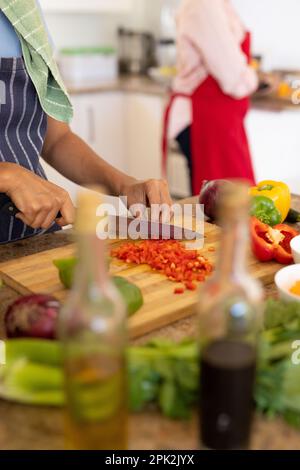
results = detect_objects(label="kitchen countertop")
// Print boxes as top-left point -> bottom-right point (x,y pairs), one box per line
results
0,196 -> 300,450
66,75 -> 168,98
66,75 -> 300,113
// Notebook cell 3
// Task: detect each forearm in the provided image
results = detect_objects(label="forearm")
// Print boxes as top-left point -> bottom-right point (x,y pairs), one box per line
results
42,117 -> 173,216
42,127 -> 135,197
0,162 -> 20,192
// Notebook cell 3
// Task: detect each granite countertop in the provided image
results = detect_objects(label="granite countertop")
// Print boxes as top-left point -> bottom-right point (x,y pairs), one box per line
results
0,197 -> 300,450
66,75 -> 300,113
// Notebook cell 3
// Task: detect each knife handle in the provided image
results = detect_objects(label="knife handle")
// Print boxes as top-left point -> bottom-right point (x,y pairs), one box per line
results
0,194 -> 62,219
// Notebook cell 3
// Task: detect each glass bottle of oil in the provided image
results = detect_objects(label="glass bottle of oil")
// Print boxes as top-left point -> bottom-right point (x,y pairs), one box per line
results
198,181 -> 263,450
59,190 -> 127,450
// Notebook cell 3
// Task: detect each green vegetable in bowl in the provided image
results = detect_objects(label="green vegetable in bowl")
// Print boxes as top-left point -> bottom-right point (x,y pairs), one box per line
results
53,258 -> 143,316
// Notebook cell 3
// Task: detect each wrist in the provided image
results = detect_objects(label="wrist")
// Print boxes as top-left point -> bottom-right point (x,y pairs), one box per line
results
0,162 -> 21,193
109,172 -> 137,197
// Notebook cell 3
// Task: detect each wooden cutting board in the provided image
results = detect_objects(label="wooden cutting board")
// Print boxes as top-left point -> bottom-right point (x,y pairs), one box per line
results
0,222 -> 281,339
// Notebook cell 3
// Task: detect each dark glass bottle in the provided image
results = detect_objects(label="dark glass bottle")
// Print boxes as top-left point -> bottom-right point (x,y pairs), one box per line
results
198,182 -> 263,450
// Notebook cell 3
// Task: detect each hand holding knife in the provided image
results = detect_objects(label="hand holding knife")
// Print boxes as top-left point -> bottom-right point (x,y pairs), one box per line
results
0,193 -> 62,220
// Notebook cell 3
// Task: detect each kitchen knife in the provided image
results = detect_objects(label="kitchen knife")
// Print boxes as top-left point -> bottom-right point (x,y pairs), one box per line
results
0,194 -> 203,242
108,215 -> 203,241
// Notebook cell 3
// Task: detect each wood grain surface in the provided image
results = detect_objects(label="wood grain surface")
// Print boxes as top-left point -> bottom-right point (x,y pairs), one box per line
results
0,221 -> 282,339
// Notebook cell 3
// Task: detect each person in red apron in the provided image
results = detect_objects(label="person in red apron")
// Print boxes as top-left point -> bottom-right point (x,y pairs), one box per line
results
163,0 -> 259,196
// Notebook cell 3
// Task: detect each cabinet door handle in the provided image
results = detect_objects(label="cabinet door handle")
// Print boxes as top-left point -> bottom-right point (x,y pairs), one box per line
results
87,106 -> 96,144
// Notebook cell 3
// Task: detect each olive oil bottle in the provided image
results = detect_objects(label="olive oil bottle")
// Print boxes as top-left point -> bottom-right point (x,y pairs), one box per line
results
198,181 -> 263,450
59,190 -> 127,450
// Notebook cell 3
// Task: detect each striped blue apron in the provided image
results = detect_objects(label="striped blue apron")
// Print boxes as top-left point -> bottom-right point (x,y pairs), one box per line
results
0,57 -> 59,243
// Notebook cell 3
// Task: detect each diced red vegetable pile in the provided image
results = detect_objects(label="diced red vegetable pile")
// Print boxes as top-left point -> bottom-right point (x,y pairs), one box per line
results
111,240 -> 213,294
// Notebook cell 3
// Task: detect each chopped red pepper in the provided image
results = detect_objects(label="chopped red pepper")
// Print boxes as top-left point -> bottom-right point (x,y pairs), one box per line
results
251,217 -> 298,265
174,287 -> 185,295
111,240 -> 213,292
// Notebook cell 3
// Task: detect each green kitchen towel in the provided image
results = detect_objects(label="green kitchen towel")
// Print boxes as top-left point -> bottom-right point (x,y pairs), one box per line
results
0,0 -> 73,123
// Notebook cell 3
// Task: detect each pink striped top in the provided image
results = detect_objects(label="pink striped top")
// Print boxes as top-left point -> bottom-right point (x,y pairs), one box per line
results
169,0 -> 258,139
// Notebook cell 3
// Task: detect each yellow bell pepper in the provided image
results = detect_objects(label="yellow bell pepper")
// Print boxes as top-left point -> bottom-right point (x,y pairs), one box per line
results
250,180 -> 291,223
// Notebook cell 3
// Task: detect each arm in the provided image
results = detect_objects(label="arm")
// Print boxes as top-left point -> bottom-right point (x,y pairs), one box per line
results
182,0 -> 258,98
42,117 -> 173,219
42,117 -> 132,197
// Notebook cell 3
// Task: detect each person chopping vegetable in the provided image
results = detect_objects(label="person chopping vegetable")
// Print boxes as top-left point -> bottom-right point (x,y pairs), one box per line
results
0,0 -> 172,244
162,0 -> 259,195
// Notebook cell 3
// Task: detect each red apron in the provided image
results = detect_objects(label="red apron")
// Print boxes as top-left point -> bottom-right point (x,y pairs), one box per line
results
162,32 -> 256,196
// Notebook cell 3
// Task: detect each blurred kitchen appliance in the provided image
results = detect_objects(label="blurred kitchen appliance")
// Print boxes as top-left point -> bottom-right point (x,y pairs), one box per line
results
58,47 -> 118,86
118,28 -> 156,75
156,38 -> 177,68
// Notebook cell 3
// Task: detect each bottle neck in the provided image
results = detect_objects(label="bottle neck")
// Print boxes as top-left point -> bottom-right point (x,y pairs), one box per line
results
75,233 -> 108,294
216,216 -> 249,280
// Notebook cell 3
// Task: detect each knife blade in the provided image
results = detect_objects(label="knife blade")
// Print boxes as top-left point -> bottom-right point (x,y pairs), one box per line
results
0,195 -> 203,242
108,215 -> 203,241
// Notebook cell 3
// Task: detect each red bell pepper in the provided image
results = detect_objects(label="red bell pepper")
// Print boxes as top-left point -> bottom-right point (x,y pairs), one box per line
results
251,217 -> 299,265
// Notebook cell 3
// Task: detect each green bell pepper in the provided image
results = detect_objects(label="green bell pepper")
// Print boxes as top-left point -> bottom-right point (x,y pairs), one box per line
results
250,195 -> 282,226
53,258 -> 143,316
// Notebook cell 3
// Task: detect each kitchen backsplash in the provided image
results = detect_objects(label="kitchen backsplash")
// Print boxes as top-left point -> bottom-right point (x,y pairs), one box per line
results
45,0 -> 300,70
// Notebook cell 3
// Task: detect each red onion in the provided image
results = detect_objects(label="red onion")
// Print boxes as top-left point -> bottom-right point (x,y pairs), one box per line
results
199,180 -> 232,221
4,294 -> 60,339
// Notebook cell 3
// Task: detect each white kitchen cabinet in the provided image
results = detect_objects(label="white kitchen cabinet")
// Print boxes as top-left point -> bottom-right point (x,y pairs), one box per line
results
71,92 -> 126,172
246,109 -> 300,195
124,93 -> 165,181
41,91 -> 126,202
39,0 -> 133,13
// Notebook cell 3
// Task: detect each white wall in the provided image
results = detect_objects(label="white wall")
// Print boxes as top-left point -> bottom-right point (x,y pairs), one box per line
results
44,0 -> 179,50
44,0 -> 152,50
44,0 -> 300,71
232,0 -> 300,70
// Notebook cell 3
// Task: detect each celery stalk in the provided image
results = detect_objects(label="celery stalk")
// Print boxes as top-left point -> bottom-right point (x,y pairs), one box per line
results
5,339 -> 62,367
0,359 -> 64,406
0,385 -> 64,407
3,359 -> 63,392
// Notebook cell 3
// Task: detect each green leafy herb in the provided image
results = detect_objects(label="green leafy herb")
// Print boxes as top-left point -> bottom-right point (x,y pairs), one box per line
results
1,299 -> 300,428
